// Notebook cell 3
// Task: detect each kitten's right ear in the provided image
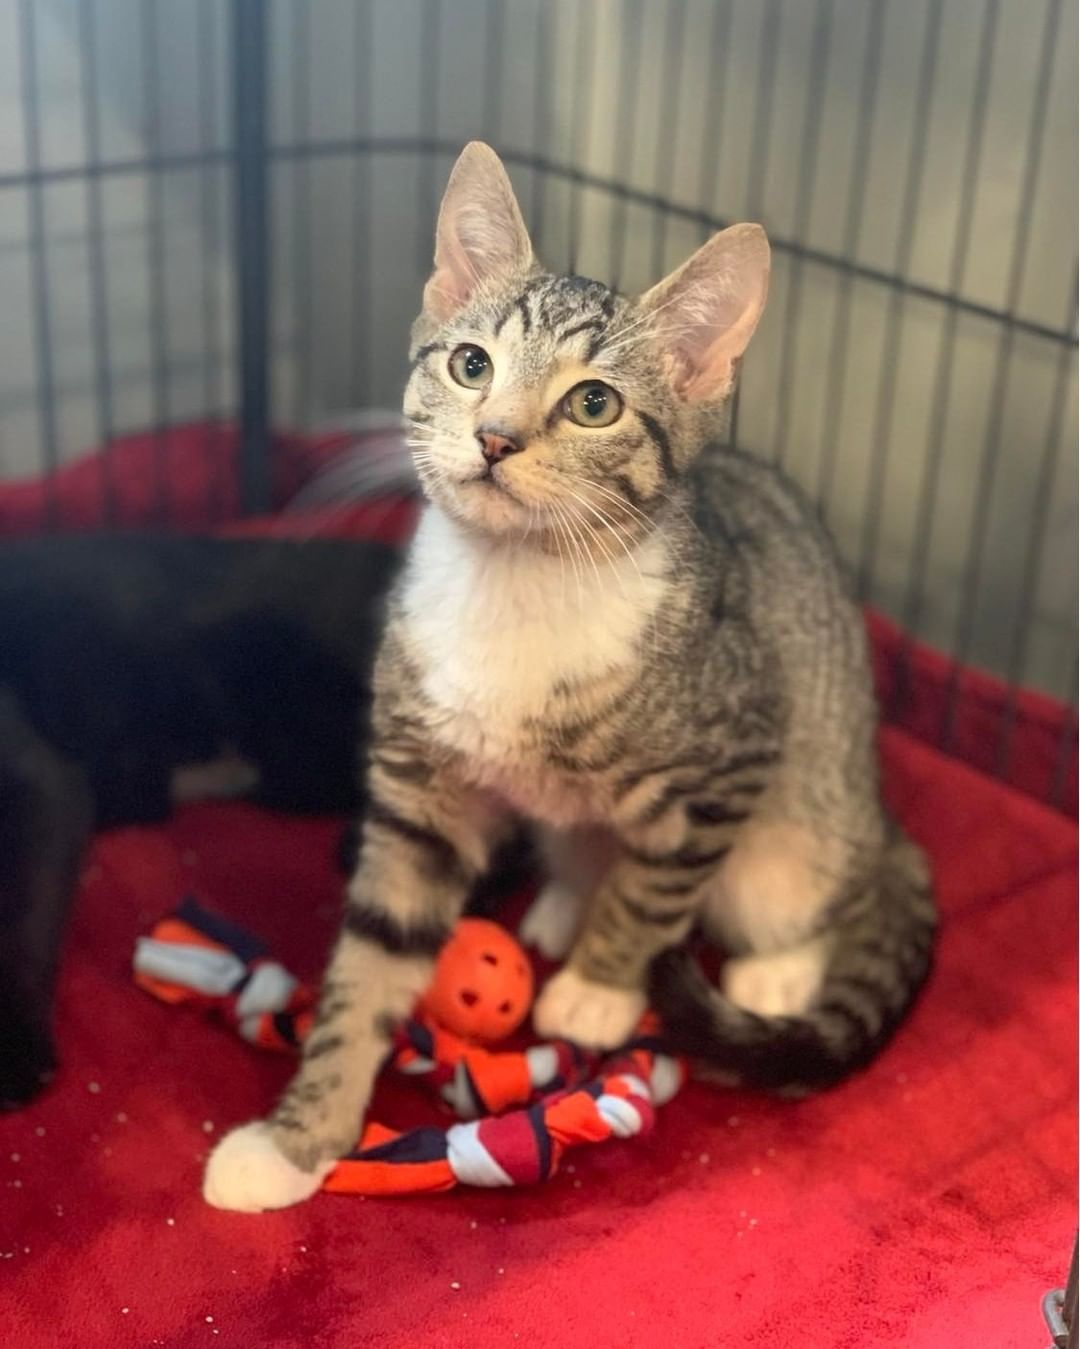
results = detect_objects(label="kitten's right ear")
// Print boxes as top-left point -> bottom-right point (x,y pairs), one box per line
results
640,223 -> 770,403
423,142 -> 535,321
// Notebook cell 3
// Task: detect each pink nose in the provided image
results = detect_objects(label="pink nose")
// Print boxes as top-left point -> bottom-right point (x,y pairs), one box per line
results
476,430 -> 522,464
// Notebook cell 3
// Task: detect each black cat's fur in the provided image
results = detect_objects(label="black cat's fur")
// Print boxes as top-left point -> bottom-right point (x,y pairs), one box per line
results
0,534 -> 401,1108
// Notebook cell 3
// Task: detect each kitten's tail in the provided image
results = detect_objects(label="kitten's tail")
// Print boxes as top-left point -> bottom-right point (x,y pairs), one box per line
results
285,411 -> 419,512
648,827 -> 936,1091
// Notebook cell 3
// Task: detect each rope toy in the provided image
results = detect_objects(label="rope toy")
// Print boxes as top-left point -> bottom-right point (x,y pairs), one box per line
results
133,898 -> 685,1195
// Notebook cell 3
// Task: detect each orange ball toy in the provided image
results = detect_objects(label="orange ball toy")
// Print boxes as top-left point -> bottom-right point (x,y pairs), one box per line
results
421,919 -> 534,1044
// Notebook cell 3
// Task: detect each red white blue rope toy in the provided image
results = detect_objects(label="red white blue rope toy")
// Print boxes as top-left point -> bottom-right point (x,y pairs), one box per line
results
134,899 -> 685,1196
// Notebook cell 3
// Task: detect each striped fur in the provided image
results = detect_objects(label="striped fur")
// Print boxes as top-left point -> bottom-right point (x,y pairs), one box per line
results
204,144 -> 936,1211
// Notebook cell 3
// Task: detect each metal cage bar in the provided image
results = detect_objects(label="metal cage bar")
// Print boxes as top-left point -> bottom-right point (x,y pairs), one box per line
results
16,0 -> 60,525
142,0 -> 171,524
197,0 -> 227,522
814,0 -> 888,516
79,0 -> 118,526
233,0 -> 270,515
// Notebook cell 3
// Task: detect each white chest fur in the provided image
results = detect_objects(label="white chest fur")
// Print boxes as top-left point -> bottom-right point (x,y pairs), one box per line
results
398,508 -> 668,816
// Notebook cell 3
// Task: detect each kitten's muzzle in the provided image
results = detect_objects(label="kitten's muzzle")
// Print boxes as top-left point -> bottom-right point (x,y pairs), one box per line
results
476,427 -> 524,464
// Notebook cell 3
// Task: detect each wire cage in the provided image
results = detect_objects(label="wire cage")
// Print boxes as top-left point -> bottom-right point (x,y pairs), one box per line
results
0,0 -> 1075,806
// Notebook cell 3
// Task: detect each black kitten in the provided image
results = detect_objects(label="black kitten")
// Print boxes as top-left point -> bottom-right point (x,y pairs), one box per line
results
0,534 -> 401,1108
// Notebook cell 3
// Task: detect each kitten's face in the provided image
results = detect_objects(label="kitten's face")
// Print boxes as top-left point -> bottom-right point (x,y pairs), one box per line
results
405,144 -> 770,543
404,274 -> 676,539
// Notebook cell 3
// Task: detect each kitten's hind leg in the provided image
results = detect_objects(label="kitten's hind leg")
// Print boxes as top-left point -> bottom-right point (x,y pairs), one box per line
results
702,819 -> 853,1017
720,940 -> 830,1018
519,881 -> 583,961
519,826 -> 616,961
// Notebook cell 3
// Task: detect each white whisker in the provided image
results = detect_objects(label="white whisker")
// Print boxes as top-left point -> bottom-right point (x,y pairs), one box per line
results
574,475 -> 655,532
551,501 -> 586,611
546,501 -> 569,608
558,486 -> 635,599
285,439 -> 419,512
560,498 -> 606,596
595,293 -> 687,361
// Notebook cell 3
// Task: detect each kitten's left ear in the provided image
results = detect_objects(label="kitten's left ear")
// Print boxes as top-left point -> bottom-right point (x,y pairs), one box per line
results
640,224 -> 770,403
423,142 -> 536,321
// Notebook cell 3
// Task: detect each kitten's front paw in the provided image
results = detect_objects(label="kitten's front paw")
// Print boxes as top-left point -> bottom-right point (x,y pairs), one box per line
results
519,882 -> 582,961
533,968 -> 646,1050
203,1121 -> 330,1213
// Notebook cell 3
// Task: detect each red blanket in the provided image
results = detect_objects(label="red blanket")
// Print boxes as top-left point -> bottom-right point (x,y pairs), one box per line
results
1,732 -> 1074,1348
0,426 -> 1075,1347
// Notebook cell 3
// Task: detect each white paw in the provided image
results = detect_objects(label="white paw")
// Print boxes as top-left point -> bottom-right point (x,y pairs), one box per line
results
519,882 -> 583,960
721,942 -> 826,1018
533,968 -> 646,1050
202,1121 -> 330,1213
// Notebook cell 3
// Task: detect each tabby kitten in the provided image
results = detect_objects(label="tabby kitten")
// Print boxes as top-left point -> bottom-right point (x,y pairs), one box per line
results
204,143 -> 935,1211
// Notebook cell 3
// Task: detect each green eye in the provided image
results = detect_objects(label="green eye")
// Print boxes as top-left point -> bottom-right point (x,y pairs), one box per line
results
448,344 -> 492,389
563,381 -> 623,428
